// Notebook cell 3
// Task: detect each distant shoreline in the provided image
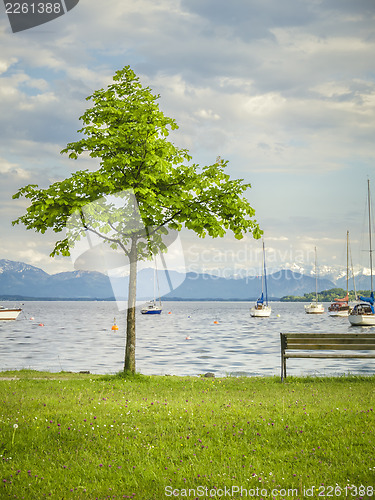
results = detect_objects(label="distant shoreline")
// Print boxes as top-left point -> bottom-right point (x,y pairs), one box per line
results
1,295 -> 337,302
1,295 -> 278,302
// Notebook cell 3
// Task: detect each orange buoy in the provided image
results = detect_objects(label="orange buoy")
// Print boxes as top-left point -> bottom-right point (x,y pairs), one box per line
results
168,311 -> 172,314
185,336 -> 191,340
213,321 -> 219,324
38,323 -> 44,327
112,318 -> 119,331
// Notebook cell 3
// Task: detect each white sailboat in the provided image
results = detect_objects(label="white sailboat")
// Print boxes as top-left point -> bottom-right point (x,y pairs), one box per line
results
141,263 -> 162,315
250,240 -> 271,317
328,230 -> 352,317
349,179 -> 375,326
305,247 -> 324,314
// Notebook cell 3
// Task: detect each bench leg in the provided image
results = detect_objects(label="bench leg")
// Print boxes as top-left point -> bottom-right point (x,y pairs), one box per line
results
280,333 -> 287,382
281,351 -> 286,382
283,355 -> 286,381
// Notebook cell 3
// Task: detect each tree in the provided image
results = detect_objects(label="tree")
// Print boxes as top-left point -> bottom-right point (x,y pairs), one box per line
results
13,66 -> 262,373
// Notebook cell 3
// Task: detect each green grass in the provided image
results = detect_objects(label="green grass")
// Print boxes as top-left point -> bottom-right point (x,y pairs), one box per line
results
0,371 -> 374,499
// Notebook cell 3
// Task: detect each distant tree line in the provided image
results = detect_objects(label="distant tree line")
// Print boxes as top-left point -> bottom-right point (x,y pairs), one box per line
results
280,288 -> 371,302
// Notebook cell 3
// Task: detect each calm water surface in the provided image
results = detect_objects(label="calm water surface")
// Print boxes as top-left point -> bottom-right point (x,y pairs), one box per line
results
1,301 -> 374,377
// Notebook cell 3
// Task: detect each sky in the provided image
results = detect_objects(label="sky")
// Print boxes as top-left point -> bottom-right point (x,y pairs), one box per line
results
1,0 -> 375,280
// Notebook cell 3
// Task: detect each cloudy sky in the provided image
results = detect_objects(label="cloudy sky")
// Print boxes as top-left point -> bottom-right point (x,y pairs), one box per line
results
1,0 -> 375,279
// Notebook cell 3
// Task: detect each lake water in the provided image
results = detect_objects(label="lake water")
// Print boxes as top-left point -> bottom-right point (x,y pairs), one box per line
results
1,301 -> 375,377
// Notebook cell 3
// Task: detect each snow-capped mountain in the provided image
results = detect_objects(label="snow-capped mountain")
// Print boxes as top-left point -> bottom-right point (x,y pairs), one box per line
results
0,259 -> 113,299
0,259 -> 372,300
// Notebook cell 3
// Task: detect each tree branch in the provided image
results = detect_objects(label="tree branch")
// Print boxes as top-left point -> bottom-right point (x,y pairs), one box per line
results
79,211 -> 131,258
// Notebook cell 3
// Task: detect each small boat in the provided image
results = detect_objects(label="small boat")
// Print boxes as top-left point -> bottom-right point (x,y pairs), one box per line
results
0,306 -> 22,321
305,247 -> 324,314
250,240 -> 271,317
305,302 -> 325,314
349,179 -> 375,326
328,231 -> 353,317
328,295 -> 350,317
141,263 -> 162,315
141,299 -> 162,315
349,300 -> 375,326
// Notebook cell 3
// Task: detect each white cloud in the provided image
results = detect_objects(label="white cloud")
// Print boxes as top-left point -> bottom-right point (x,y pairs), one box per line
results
0,157 -> 30,179
194,109 -> 220,120
266,236 -> 289,242
19,92 -> 58,111
0,57 -> 18,75
311,81 -> 353,98
244,93 -> 286,116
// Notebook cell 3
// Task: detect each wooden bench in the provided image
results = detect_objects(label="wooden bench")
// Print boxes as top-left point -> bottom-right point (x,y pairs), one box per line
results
280,332 -> 375,381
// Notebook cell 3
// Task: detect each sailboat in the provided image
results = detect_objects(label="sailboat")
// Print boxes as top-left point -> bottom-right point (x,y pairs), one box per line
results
250,240 -> 271,317
304,247 -> 324,314
141,263 -> 162,315
349,180 -> 375,326
328,231 -> 351,317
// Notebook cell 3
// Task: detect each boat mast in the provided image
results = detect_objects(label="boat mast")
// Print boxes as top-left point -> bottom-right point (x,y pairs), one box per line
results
263,241 -> 268,306
314,246 -> 318,304
153,267 -> 156,303
261,241 -> 265,298
368,179 -> 373,293
155,258 -> 162,306
346,230 -> 349,297
349,234 -> 357,298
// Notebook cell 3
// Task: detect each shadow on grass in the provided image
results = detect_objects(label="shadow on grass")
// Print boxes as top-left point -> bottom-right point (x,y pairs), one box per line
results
282,373 -> 375,384
99,370 -> 153,383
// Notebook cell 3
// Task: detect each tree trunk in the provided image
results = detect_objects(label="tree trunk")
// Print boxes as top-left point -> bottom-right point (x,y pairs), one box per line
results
124,237 -> 137,373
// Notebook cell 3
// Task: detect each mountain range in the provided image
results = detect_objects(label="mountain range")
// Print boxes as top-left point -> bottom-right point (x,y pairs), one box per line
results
0,259 -> 372,301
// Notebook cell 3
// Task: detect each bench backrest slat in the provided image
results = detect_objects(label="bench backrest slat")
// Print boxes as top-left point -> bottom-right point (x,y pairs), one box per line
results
281,333 -> 375,350
285,343 -> 375,350
283,332 -> 375,339
286,338 -> 375,344
282,332 -> 375,350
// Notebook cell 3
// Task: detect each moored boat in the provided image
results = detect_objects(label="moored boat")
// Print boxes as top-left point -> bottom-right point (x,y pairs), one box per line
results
305,246 -> 324,314
250,292 -> 272,317
140,262 -> 162,315
141,299 -> 162,315
348,299 -> 375,326
0,306 -> 22,321
349,180 -> 375,326
250,240 -> 271,317
305,302 -> 325,314
328,297 -> 350,317
328,231 -> 353,317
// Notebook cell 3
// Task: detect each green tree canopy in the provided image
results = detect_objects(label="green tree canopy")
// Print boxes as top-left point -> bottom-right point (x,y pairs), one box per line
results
13,66 -> 262,373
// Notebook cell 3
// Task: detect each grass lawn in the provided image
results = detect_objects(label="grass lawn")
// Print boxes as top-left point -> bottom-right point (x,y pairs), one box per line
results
0,371 -> 374,499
